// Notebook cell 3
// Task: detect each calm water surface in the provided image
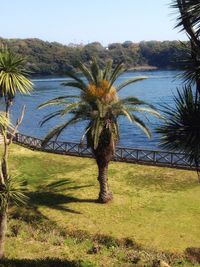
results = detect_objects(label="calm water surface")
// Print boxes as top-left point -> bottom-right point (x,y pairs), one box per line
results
10,70 -> 182,149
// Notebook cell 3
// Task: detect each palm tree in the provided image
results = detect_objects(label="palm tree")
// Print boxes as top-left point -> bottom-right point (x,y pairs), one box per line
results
0,46 -> 32,258
39,59 -> 160,203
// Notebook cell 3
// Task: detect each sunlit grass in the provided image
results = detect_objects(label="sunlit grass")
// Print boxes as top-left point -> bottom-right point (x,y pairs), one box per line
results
3,144 -> 200,266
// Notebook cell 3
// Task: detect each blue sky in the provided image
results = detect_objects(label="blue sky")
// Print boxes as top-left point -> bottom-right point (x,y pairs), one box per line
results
0,0 -> 186,46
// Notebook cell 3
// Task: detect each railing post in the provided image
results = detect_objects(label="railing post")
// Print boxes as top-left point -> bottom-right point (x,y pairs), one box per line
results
136,150 -> 139,161
120,148 -> 123,159
153,151 -> 156,163
15,133 -> 19,142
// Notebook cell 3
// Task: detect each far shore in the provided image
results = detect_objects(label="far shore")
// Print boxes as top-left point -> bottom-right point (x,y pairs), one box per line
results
127,65 -> 158,71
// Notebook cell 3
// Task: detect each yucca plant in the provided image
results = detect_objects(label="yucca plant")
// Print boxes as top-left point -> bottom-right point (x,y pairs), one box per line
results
0,46 -> 32,258
0,46 -> 32,117
171,0 -> 200,92
39,59 -> 160,203
157,86 -> 200,180
157,1 -> 200,181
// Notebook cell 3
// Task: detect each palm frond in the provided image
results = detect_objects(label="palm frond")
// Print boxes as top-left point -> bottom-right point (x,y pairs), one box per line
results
61,81 -> 87,91
126,106 -> 162,119
78,61 -> 94,83
109,61 -> 125,88
42,115 -> 82,146
62,70 -> 87,91
103,59 -> 113,80
121,96 -> 154,107
60,101 -> 84,116
90,58 -> 100,86
38,98 -> 71,109
40,110 -> 63,126
121,107 -> 151,138
92,117 -> 104,149
116,77 -> 147,92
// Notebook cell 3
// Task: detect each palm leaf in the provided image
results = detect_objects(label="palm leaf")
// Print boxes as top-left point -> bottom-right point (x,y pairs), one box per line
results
126,106 -> 162,119
116,77 -> 147,92
78,61 -> 94,83
61,81 -> 87,91
121,107 -> 151,138
103,59 -> 113,80
42,115 -> 82,147
109,61 -> 125,88
40,110 -> 63,126
62,70 -> 87,91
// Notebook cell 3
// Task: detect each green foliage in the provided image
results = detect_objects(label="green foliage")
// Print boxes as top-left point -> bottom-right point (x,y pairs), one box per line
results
171,1 -> 200,86
0,46 -> 32,99
0,38 -> 188,75
0,113 -> 10,131
0,176 -> 28,210
171,0 -> 200,37
39,59 -> 160,149
157,86 -> 200,165
157,1 -> 200,176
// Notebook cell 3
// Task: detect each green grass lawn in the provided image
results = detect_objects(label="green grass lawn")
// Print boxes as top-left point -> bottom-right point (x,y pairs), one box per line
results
3,144 -> 200,266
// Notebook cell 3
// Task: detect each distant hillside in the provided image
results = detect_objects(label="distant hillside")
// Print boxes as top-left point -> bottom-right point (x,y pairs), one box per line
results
0,38 -> 187,75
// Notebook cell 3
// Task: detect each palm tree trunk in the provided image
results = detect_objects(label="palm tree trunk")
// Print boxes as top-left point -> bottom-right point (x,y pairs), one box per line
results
0,209 -> 7,259
97,162 -> 113,203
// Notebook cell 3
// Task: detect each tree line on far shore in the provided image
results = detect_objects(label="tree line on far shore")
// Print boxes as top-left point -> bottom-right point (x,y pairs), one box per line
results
0,37 -> 187,75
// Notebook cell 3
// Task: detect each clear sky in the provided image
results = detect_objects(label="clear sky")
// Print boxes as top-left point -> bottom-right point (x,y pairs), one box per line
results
0,0 -> 186,46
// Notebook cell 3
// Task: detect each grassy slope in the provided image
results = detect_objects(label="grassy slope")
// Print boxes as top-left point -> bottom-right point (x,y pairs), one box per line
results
4,144 -> 200,266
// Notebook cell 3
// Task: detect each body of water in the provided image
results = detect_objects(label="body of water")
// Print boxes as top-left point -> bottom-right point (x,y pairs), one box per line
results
10,70 -> 182,149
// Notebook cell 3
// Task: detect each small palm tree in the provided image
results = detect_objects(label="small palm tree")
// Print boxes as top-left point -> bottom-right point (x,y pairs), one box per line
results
39,59 -> 160,203
0,46 -> 32,258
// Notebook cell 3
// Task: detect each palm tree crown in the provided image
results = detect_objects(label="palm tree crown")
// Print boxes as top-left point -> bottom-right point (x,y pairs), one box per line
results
40,59 -> 160,148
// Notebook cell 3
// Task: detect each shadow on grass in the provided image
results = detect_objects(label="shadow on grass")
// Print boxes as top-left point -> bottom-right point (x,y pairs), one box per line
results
11,178 -> 96,224
0,258 -> 95,267
28,191 -> 97,214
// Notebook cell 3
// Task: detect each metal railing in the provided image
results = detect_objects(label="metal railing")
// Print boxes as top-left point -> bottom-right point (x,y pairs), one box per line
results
14,133 -> 196,170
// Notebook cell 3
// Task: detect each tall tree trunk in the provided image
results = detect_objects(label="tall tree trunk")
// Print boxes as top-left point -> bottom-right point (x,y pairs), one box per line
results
0,209 -> 7,259
97,162 -> 113,203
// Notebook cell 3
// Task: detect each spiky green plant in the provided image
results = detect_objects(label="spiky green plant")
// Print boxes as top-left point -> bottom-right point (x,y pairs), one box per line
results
157,86 -> 200,178
0,46 -> 32,115
171,0 -> 200,92
157,1 -> 200,181
0,47 -> 32,258
39,59 -> 161,203
0,176 -> 28,209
